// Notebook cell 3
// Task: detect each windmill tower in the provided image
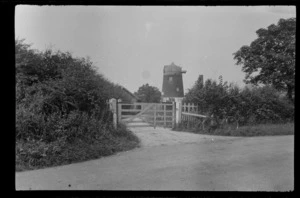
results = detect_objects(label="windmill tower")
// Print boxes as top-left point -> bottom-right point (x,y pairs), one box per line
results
162,62 -> 186,102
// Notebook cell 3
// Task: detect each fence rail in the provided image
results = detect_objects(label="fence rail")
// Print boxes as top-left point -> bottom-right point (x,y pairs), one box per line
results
117,102 -> 176,128
182,112 -> 207,118
181,103 -> 207,129
182,103 -> 199,113
109,99 -> 208,129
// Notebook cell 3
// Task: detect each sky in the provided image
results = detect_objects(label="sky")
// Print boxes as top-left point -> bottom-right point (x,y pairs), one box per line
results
15,6 -> 295,93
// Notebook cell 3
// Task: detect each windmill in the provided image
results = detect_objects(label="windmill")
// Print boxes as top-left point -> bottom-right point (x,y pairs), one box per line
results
162,62 -> 186,102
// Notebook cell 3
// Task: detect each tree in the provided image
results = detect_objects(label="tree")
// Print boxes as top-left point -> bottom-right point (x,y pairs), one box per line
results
184,75 -> 294,127
233,18 -> 295,102
185,76 -> 230,116
134,84 -> 162,103
184,74 -> 204,103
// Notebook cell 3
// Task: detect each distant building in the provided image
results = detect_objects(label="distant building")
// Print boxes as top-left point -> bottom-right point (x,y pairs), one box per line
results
162,62 -> 186,102
121,87 -> 139,103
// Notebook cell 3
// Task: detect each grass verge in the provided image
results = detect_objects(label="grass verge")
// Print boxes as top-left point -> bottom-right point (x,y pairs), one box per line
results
16,124 -> 140,172
173,122 -> 294,137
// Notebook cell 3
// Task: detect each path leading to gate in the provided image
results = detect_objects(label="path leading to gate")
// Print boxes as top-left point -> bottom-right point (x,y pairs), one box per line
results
16,125 -> 294,191
128,125 -> 242,147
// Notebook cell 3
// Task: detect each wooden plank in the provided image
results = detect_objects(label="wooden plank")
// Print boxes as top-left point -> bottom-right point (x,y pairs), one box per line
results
188,103 -> 191,125
118,103 -> 122,122
172,102 -> 175,128
122,114 -> 172,119
150,120 -> 173,123
119,103 -> 155,110
182,112 -> 207,118
154,105 -> 156,128
120,109 -> 143,112
141,110 -> 173,113
186,103 -> 191,124
128,102 -> 160,106
164,105 -> 166,128
122,115 -> 142,119
121,102 -> 175,128
119,103 -> 136,106
109,98 -> 117,129
120,103 -> 155,106
139,116 -> 153,124
148,115 -> 173,118
126,125 -> 153,128
122,115 -> 174,120
137,102 -> 158,105
121,102 -> 173,107
123,103 -> 155,122
122,119 -> 149,123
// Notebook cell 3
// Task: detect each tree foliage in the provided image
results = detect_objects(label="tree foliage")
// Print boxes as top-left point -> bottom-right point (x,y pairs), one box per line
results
134,83 -> 162,103
16,39 -> 135,140
16,39 -> 141,170
185,75 -> 294,127
233,18 -> 295,102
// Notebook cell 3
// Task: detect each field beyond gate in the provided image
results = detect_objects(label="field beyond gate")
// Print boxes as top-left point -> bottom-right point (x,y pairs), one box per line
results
118,103 -> 175,128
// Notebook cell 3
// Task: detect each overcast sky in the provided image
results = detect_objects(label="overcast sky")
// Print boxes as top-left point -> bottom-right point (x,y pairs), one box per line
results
15,6 -> 295,93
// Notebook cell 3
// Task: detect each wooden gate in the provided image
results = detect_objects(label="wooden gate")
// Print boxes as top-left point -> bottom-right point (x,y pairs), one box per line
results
118,102 -> 175,128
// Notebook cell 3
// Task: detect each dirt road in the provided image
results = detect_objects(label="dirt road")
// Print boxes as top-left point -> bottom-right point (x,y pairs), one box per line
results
16,126 -> 294,191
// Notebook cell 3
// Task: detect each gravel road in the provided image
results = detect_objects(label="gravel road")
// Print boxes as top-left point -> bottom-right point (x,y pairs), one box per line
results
16,126 -> 294,191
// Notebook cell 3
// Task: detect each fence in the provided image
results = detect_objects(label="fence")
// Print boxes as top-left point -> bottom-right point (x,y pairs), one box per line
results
109,98 -> 208,129
182,103 -> 199,113
118,102 -> 175,128
181,103 -> 207,129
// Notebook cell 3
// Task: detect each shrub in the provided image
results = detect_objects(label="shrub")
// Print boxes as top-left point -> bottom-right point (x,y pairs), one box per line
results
15,39 -> 140,171
185,76 -> 294,127
16,111 -> 140,171
174,122 -> 294,137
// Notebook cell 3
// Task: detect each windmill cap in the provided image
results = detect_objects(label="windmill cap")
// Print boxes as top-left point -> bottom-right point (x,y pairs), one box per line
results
163,62 -> 186,75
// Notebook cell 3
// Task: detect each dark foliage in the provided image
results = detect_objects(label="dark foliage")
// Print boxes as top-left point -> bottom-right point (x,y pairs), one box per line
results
185,75 -> 294,130
16,39 -> 139,171
134,83 -> 162,103
233,18 -> 295,102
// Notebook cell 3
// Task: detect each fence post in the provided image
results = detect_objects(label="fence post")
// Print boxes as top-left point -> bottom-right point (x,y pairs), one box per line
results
154,104 -> 156,129
163,104 -> 166,128
172,101 -> 176,128
175,98 -> 183,127
118,99 -> 123,123
187,103 -> 191,128
109,98 -> 117,129
118,103 -> 122,123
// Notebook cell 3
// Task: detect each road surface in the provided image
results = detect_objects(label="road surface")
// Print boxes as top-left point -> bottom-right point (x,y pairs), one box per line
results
16,126 -> 294,191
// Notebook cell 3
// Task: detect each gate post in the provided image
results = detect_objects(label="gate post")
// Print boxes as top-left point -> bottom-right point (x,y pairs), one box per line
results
172,101 -> 176,128
109,98 -> 117,129
154,104 -> 156,129
175,98 -> 183,127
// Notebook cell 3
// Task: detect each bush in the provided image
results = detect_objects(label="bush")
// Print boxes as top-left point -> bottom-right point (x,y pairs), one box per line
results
173,122 -> 294,137
185,76 -> 294,127
16,112 -> 140,171
15,39 -> 140,171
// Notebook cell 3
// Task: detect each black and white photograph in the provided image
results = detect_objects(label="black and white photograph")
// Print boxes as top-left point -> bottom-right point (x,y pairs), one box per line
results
15,5 -> 295,191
